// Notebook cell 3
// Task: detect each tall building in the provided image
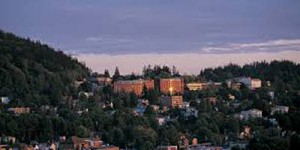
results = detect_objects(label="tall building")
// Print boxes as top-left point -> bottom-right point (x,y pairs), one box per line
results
113,79 -> 154,96
160,78 -> 184,95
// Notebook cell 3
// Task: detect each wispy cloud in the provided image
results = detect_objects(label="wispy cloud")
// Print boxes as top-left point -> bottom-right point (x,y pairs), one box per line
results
200,39 -> 300,53
85,36 -> 134,45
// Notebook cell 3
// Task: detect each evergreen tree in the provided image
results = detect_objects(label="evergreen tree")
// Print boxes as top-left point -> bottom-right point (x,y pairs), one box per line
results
113,67 -> 121,80
104,69 -> 110,77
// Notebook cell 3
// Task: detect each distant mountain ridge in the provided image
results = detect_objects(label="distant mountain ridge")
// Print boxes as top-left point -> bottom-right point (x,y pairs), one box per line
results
0,30 -> 89,107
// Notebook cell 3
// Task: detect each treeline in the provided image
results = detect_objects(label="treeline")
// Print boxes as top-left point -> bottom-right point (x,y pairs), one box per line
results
199,61 -> 300,108
200,61 -> 300,89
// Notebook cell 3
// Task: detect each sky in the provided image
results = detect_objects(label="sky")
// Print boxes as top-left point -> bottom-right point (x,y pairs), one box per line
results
1,0 -> 300,74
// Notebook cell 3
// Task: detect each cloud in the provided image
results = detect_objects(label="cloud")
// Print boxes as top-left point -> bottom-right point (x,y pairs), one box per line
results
199,39 -> 300,53
85,36 -> 134,45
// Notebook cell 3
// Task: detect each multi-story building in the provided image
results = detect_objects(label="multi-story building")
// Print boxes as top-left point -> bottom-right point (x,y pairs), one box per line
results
113,79 -> 154,96
160,78 -> 184,95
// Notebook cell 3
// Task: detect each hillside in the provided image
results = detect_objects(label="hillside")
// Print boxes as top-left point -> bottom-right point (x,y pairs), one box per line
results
0,30 -> 89,108
199,61 -> 300,107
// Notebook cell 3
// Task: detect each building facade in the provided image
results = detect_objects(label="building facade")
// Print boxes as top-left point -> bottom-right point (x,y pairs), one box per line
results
159,95 -> 183,108
160,78 -> 184,95
113,79 -> 154,96
186,83 -> 207,91
171,96 -> 183,108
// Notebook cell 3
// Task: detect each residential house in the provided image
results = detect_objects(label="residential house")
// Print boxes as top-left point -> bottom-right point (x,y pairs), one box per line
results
0,97 -> 10,104
156,116 -> 166,126
134,99 -> 149,116
98,145 -> 120,150
183,107 -> 198,119
8,107 -> 30,115
226,77 -> 261,90
271,106 -> 289,115
238,109 -> 262,120
159,95 -> 183,108
186,82 -> 208,91
156,145 -> 177,150
178,134 -> 189,149
72,136 -> 103,150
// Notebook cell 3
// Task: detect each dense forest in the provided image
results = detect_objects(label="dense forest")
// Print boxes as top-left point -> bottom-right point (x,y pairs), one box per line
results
198,61 -> 300,108
0,30 -> 89,108
1,31 -> 300,149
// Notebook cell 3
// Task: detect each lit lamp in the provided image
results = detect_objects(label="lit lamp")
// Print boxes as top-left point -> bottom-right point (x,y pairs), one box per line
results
169,87 -> 173,96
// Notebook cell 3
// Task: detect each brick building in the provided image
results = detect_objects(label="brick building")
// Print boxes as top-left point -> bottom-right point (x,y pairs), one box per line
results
113,79 -> 154,96
160,78 -> 184,95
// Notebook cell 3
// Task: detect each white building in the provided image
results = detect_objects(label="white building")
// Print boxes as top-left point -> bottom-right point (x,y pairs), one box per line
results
271,106 -> 289,115
238,77 -> 261,89
1,97 -> 10,104
240,109 -> 262,120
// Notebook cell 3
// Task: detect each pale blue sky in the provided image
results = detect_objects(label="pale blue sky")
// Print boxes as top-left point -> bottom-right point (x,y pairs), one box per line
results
1,0 -> 300,55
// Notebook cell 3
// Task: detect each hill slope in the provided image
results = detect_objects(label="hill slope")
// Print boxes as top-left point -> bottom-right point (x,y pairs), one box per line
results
0,30 -> 89,107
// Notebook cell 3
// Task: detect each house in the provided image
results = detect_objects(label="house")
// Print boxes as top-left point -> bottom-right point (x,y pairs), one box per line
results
72,136 -> 103,150
239,109 -> 262,120
8,107 -> 30,115
74,79 -> 85,88
98,145 -> 120,150
156,116 -> 166,125
207,97 -> 217,105
134,99 -> 150,116
186,82 -> 208,91
184,107 -> 198,119
1,97 -> 10,104
228,94 -> 235,100
227,141 -> 248,150
237,77 -> 261,89
159,95 -> 183,108
102,101 -> 114,109
239,126 -> 251,139
151,105 -> 160,112
78,91 -> 93,99
226,77 -> 261,90
189,143 -> 222,150
183,102 -> 190,109
271,106 -> 289,115
156,145 -> 177,150
178,134 -> 189,149
171,96 -> 183,108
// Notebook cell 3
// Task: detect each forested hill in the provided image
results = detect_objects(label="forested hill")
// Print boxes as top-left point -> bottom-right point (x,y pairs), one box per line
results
0,30 -> 89,107
200,61 -> 300,87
